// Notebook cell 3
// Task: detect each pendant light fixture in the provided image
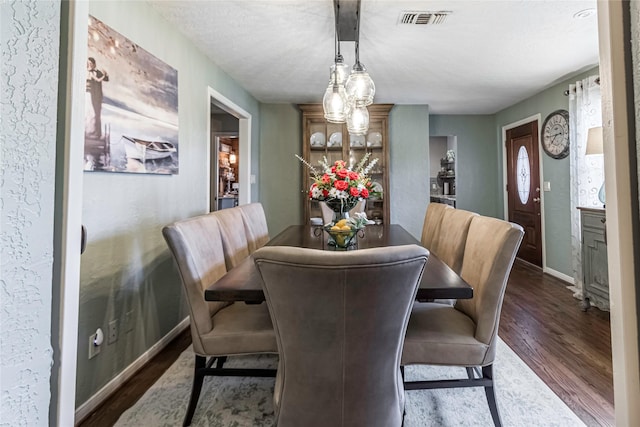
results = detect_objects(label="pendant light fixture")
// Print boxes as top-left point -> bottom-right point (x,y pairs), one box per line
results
323,0 -> 375,134
323,3 -> 349,123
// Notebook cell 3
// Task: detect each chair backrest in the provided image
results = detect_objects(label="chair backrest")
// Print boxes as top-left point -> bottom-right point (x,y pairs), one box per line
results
254,245 -> 428,427
455,216 -> 524,359
213,207 -> 250,269
420,202 -> 451,252
320,199 -> 366,224
162,214 -> 229,355
239,202 -> 269,253
433,208 -> 477,273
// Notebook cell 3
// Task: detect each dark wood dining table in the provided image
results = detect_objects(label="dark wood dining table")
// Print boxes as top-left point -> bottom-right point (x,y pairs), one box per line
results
204,224 -> 473,303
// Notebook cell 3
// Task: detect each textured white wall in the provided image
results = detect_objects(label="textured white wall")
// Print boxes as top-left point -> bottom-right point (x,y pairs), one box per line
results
0,0 -> 60,424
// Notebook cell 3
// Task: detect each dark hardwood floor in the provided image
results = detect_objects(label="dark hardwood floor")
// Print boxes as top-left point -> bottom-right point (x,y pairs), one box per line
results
500,260 -> 614,427
77,259 -> 614,426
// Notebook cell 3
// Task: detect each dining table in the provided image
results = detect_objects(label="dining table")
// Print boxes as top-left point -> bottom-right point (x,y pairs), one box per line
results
204,224 -> 473,303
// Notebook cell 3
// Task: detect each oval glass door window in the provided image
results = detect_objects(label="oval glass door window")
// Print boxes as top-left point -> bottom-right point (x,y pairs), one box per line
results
516,146 -> 531,204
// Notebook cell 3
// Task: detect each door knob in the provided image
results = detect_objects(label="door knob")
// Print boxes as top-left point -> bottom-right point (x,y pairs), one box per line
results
533,197 -> 541,203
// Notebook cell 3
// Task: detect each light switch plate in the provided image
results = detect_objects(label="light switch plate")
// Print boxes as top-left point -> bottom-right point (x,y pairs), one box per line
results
543,181 -> 551,192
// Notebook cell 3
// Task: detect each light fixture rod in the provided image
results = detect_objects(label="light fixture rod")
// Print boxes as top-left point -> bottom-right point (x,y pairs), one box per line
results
334,0 -> 359,42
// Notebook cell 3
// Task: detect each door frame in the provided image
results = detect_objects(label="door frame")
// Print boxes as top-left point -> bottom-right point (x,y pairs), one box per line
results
206,87 -> 251,208
501,113 -> 546,270
55,1 -> 88,425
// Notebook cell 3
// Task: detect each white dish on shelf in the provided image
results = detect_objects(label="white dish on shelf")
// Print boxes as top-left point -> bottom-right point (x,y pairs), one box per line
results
367,131 -> 382,147
328,132 -> 342,147
310,132 -> 325,147
350,134 -> 365,147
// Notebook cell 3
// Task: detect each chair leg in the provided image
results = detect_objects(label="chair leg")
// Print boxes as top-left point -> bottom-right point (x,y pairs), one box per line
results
216,356 -> 228,369
465,367 -> 475,379
183,355 -> 207,427
482,365 -> 502,427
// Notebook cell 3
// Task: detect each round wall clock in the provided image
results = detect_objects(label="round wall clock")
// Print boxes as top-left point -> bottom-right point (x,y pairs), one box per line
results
541,109 -> 570,159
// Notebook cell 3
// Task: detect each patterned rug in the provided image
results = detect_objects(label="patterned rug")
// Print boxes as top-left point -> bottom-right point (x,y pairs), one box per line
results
116,338 -> 584,426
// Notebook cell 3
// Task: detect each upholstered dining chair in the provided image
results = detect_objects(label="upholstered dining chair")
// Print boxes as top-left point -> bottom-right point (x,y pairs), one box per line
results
162,213 -> 277,426
432,208 -> 477,274
420,202 -> 452,253
320,199 -> 366,224
254,245 -> 429,427
213,207 -> 251,269
402,216 -> 524,427
239,202 -> 270,253
429,208 -> 477,305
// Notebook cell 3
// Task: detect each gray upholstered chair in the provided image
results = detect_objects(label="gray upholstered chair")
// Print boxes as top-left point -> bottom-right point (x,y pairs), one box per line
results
239,202 -> 270,253
420,202 -> 451,253
402,216 -> 524,427
254,245 -> 429,427
213,207 -> 250,269
162,213 -> 277,426
432,208 -> 477,274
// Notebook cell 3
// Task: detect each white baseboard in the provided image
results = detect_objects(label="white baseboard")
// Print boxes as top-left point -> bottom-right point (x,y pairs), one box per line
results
74,317 -> 190,424
542,267 -> 574,285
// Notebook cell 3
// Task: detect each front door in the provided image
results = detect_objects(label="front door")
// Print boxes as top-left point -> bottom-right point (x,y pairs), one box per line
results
506,121 -> 542,267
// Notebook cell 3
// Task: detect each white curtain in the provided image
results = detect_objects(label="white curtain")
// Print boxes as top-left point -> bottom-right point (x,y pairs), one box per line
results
569,75 -> 603,297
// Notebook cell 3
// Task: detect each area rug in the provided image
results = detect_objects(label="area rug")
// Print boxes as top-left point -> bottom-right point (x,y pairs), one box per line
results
115,338 -> 585,426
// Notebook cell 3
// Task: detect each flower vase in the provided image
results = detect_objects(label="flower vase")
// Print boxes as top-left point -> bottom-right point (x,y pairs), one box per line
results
325,199 -> 356,224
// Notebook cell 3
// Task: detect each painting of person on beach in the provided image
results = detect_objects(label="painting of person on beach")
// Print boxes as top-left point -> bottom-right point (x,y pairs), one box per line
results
85,15 -> 179,175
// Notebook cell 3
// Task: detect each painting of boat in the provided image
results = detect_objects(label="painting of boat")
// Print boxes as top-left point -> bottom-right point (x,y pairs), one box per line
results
122,136 -> 176,161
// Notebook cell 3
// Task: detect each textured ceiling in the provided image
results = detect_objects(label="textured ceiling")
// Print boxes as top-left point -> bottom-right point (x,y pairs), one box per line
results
149,0 -> 599,114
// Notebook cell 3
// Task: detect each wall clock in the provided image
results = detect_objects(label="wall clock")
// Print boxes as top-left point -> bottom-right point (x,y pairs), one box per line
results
541,109 -> 570,159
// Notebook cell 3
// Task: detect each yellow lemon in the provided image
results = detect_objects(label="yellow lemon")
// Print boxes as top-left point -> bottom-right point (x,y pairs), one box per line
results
340,225 -> 352,231
336,219 -> 348,227
331,225 -> 341,231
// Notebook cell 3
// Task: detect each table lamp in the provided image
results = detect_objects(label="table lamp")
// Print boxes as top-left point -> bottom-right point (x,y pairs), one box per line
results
585,126 -> 605,205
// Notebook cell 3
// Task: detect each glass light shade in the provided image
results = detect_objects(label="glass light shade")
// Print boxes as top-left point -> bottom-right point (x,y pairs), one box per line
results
323,82 -> 349,123
346,68 -> 375,106
347,104 -> 369,135
330,62 -> 350,86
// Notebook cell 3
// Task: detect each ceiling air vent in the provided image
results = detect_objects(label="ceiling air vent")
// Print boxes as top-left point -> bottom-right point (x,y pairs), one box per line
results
399,11 -> 451,25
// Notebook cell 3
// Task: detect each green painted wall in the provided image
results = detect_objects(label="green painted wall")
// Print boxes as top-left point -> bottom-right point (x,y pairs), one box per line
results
389,106 -> 431,239
495,66 -> 599,276
259,104 -> 302,235
76,1 -> 262,407
429,115 -> 500,217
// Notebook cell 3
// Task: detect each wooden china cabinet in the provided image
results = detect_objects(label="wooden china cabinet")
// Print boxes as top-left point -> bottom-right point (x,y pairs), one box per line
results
299,104 -> 393,225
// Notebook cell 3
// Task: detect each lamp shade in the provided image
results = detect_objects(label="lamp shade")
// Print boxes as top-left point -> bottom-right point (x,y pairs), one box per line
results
323,82 -> 349,123
585,126 -> 603,155
345,67 -> 375,106
346,104 -> 369,135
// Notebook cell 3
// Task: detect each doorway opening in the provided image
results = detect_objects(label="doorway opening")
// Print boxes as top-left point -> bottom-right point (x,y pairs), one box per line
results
212,132 -> 239,211
206,87 -> 252,211
429,135 -> 457,207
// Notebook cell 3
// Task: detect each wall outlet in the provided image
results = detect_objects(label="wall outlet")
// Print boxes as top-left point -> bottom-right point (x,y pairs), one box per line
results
108,319 -> 118,344
124,310 -> 134,333
88,330 -> 102,359
543,181 -> 551,192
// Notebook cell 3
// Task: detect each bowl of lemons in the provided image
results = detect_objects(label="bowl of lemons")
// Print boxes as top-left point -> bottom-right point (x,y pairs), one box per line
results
324,219 -> 360,250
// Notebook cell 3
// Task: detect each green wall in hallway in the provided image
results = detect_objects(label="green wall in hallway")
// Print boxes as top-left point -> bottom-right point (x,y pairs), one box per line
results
389,105 -> 431,239
259,104 -> 302,235
429,115 -> 500,218
495,66 -> 599,277
76,1 -> 263,408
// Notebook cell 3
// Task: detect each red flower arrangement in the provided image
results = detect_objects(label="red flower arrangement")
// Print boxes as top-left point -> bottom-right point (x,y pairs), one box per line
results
296,153 -> 380,213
